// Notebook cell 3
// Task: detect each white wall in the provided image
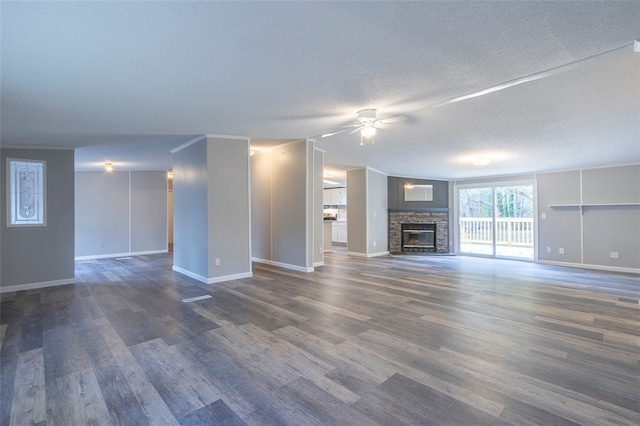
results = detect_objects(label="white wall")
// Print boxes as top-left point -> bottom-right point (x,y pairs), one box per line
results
75,171 -> 168,258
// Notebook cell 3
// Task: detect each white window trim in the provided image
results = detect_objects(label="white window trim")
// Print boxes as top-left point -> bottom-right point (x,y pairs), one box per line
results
6,158 -> 47,227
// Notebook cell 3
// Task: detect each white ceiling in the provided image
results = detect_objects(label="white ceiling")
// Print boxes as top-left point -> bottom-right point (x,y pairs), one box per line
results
2,1 -> 639,181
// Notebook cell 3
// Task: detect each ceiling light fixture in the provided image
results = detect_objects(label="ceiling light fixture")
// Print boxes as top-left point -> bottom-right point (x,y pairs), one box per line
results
471,156 -> 491,166
360,124 -> 376,145
104,162 -> 113,172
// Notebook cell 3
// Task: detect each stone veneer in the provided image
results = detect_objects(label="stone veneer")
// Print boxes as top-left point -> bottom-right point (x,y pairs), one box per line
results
389,211 -> 449,253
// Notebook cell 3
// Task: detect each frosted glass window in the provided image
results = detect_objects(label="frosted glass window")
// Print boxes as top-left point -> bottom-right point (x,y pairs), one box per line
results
7,159 -> 46,226
404,184 -> 433,202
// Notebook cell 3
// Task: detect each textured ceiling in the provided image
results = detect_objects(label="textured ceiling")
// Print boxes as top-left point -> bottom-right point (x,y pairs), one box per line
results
2,1 -> 639,180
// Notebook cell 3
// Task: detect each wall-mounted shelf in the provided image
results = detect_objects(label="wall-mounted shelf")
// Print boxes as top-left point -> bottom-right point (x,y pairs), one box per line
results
549,203 -> 640,208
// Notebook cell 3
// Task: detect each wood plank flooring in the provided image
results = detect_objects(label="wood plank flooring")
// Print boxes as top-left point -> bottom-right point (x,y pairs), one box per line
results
1,250 -> 638,425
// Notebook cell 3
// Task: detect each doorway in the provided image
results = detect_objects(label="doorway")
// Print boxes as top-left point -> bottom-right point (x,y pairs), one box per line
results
457,183 -> 535,260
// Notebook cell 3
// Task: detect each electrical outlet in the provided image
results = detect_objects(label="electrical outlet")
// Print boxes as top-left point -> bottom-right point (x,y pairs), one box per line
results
373,241 -> 377,247
610,252 -> 619,259
541,213 -> 547,219
559,248 -> 564,254
546,247 -> 551,253
99,242 -> 105,248
215,258 -> 220,266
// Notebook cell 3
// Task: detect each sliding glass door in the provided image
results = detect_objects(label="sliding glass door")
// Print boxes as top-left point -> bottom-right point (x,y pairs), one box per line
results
457,183 -> 534,260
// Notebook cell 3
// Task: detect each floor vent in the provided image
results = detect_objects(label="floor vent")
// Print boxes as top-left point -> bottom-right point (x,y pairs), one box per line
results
182,295 -> 212,303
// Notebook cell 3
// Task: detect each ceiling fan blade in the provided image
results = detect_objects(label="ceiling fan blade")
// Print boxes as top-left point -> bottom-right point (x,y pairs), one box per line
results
319,128 -> 353,138
376,115 -> 407,125
349,126 -> 364,135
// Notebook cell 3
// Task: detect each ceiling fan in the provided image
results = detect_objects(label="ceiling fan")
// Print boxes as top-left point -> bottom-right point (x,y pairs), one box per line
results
320,109 -> 407,145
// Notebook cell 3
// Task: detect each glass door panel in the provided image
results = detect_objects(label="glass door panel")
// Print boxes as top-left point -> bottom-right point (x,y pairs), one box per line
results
495,185 -> 534,260
458,187 -> 495,256
458,183 -> 535,260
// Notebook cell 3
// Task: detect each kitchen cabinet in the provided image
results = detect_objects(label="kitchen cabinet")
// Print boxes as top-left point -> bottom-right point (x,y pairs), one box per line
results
332,221 -> 348,243
324,188 -> 347,205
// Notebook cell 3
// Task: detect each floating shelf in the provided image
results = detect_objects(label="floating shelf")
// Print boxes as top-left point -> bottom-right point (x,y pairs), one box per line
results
549,203 -> 640,208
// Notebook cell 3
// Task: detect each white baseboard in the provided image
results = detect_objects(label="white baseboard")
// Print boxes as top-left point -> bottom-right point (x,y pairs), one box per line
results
347,251 -> 390,258
75,249 -> 168,261
252,257 -> 314,273
538,260 -> 640,274
314,261 -> 325,267
0,278 -> 76,294
172,265 -> 253,284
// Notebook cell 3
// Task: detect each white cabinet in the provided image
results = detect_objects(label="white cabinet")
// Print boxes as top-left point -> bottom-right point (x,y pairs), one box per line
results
324,188 -> 347,205
332,221 -> 348,243
323,189 -> 332,206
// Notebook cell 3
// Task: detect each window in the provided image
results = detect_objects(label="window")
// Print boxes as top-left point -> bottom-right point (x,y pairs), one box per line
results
6,158 -> 46,226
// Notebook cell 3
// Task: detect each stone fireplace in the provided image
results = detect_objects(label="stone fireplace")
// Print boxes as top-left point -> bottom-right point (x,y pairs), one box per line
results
389,211 -> 449,253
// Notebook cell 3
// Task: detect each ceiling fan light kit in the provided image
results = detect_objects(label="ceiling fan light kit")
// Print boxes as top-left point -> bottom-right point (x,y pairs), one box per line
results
320,108 -> 407,145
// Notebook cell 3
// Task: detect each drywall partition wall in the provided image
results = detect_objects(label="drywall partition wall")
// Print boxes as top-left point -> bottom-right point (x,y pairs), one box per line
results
537,164 -> 640,272
1,148 -> 75,292
537,171 -> 582,264
581,165 -> 639,269
75,172 -> 130,257
347,168 -> 367,255
367,168 -> 389,255
131,172 -> 168,253
347,167 -> 389,257
172,135 -> 252,283
205,136 -> 252,280
272,140 -> 310,270
250,149 -> 273,261
313,148 -> 324,266
75,171 -> 168,258
172,137 -> 210,280
250,140 -> 315,272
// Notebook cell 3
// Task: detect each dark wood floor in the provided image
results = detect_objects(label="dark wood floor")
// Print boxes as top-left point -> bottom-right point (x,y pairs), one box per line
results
1,250 -> 639,425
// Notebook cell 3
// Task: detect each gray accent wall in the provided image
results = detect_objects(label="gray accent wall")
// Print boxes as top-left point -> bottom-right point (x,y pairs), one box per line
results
1,148 -> 75,289
75,171 -> 167,258
388,176 -> 448,210
172,135 -> 252,283
537,165 -> 640,270
347,168 -> 389,257
250,140 -> 318,271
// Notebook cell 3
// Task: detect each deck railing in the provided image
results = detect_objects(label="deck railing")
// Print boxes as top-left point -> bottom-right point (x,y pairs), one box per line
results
459,217 -> 534,247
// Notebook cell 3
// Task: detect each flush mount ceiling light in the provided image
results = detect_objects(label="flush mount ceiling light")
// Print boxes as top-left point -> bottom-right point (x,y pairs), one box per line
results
471,156 -> 491,166
104,162 -> 113,172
